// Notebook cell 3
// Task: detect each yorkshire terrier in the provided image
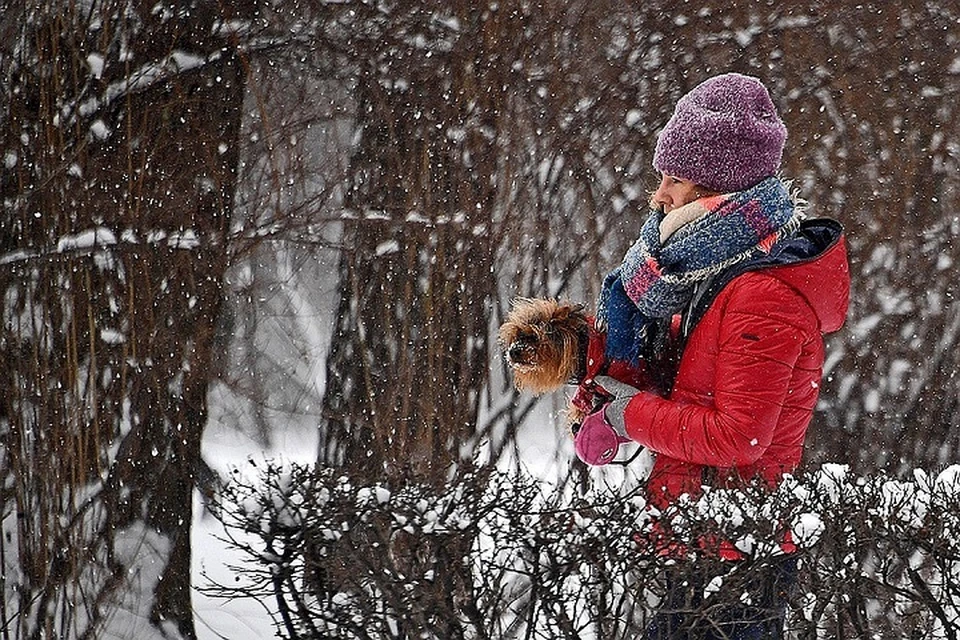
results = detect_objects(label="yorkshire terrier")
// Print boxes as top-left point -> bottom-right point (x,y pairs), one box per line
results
498,298 -> 591,395
498,297 -> 648,425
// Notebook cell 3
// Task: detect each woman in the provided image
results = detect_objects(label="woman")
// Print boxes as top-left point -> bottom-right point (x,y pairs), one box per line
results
574,73 -> 850,638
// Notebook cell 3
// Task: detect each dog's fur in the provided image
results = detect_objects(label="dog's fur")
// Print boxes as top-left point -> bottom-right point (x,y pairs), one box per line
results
498,298 -> 590,395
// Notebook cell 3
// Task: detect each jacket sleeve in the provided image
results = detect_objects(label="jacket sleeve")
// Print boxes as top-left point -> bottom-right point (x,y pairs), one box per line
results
622,275 -> 813,467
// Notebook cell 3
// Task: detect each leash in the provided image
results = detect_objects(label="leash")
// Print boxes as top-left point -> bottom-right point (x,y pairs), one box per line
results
610,446 -> 645,466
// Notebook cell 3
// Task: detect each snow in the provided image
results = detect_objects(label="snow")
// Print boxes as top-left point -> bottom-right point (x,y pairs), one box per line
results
375,239 -> 400,256
90,119 -> 111,139
171,51 -> 206,72
103,524 -> 173,640
193,409 -> 319,639
87,53 -> 105,79
936,464 -> 960,493
168,229 -> 200,249
792,512 -> 825,546
101,328 -> 126,344
57,227 -> 118,252
703,575 -> 724,599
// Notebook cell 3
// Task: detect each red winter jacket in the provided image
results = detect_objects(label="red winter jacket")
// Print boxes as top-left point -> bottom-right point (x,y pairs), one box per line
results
624,219 -> 850,510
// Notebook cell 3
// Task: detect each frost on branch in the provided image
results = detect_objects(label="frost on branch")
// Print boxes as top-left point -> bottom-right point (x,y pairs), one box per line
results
207,462 -> 960,639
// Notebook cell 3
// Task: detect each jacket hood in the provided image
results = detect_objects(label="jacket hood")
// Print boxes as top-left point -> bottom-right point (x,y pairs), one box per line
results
686,218 -> 850,336
761,218 -> 850,333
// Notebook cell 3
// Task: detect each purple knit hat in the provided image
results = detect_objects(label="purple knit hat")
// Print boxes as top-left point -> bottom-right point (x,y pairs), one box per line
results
653,73 -> 787,193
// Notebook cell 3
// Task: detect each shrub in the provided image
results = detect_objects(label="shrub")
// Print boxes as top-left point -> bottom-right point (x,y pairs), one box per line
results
205,462 -> 960,639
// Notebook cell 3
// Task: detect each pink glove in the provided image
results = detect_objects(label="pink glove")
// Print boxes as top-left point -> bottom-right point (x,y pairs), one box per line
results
574,406 -> 632,466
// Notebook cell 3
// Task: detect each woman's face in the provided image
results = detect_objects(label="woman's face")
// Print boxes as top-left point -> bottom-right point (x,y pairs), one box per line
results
651,174 -> 705,213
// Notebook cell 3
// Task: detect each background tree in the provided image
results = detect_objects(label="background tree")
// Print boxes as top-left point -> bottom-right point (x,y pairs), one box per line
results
0,0 -> 255,636
773,1 -> 960,471
315,1 -> 506,485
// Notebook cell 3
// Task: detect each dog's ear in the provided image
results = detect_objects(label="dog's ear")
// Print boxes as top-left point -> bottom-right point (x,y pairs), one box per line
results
505,296 -> 537,322
512,296 -> 539,309
569,302 -> 587,317
553,301 -> 587,322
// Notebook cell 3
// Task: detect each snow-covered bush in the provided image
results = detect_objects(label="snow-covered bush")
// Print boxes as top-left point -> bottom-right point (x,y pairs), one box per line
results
207,462 -> 960,639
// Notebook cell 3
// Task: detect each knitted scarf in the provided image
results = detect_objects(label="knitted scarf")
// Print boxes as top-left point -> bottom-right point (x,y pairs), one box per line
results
597,176 -> 802,365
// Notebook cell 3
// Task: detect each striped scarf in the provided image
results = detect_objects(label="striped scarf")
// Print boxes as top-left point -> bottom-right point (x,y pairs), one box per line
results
598,176 -> 802,365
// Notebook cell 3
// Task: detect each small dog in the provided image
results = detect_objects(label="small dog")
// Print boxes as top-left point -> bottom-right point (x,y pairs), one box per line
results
498,298 -> 590,395
499,297 -> 648,425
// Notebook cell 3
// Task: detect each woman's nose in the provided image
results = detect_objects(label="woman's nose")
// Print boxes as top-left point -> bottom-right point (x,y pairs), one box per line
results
652,181 -> 669,209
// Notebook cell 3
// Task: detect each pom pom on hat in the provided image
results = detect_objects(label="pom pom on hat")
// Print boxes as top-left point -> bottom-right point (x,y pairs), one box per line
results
653,73 -> 787,193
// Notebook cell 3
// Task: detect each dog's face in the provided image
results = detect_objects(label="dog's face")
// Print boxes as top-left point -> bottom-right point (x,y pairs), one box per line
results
498,298 -> 589,394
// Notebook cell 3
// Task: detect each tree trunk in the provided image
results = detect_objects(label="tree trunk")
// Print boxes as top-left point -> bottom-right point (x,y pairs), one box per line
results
317,1 -> 507,487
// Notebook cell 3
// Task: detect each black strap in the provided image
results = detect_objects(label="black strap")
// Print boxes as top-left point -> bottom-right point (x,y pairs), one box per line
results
610,446 -> 645,466
568,324 -> 593,385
